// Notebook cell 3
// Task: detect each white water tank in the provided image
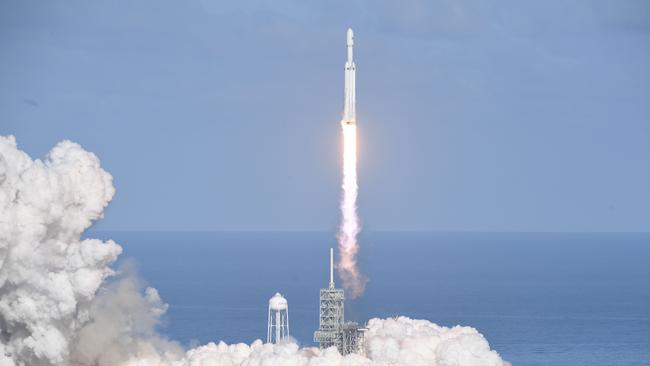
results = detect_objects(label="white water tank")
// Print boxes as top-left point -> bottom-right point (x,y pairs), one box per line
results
267,293 -> 289,343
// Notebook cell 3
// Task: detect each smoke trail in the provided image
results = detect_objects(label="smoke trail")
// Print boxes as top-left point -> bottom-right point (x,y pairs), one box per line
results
338,122 -> 366,297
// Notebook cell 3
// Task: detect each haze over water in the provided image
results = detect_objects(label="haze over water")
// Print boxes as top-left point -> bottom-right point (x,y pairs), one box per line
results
95,231 -> 650,366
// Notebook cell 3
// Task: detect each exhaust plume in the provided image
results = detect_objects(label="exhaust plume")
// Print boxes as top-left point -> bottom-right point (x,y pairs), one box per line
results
338,122 -> 366,297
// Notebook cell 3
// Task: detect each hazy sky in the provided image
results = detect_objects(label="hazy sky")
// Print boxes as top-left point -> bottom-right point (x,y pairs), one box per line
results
2,0 -> 649,231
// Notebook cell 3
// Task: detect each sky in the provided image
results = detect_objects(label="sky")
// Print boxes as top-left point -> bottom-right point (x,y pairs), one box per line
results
1,0 -> 649,232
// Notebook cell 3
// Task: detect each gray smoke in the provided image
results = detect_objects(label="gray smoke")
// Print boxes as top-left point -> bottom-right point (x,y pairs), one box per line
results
0,135 -> 509,366
71,267 -> 183,366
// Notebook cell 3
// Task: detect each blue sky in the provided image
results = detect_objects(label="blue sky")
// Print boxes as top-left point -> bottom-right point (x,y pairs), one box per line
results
2,0 -> 649,231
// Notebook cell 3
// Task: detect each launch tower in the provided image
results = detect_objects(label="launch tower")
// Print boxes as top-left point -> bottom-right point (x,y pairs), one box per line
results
313,248 -> 366,355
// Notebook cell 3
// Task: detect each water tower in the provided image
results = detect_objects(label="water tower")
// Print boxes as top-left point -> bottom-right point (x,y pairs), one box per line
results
267,292 -> 290,343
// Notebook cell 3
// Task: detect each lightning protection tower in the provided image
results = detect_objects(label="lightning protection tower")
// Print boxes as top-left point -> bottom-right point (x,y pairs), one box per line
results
314,248 -> 366,355
314,248 -> 345,349
267,292 -> 289,344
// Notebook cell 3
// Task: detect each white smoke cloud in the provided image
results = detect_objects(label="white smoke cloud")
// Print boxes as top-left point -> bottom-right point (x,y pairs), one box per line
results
0,135 -> 509,366
178,317 -> 510,366
0,135 -> 122,365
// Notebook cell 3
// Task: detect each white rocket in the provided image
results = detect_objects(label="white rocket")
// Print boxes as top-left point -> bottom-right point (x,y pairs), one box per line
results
342,28 -> 356,126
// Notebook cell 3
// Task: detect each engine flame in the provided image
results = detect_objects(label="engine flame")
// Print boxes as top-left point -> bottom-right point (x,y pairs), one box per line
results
338,122 -> 366,297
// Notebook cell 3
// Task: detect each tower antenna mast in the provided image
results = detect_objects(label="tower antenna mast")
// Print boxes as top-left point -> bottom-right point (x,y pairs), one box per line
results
330,247 -> 335,288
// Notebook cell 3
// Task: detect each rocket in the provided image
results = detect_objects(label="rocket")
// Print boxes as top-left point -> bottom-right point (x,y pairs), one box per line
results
342,28 -> 356,126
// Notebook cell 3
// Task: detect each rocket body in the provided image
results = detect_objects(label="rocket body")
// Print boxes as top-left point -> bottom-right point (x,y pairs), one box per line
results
342,28 -> 356,125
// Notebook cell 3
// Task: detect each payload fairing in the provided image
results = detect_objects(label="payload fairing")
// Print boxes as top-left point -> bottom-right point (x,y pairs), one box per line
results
342,28 -> 356,126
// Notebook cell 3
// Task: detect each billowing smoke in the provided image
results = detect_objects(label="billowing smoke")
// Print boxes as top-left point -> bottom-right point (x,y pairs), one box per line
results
0,135 -> 509,366
0,135 -> 123,365
338,123 -> 367,298
0,136 -> 180,366
180,317 -> 510,366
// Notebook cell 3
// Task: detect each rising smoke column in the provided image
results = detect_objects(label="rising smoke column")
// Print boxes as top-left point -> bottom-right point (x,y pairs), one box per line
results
337,28 -> 366,297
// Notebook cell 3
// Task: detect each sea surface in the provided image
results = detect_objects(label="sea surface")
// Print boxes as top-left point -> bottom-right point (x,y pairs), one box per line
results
91,231 -> 650,366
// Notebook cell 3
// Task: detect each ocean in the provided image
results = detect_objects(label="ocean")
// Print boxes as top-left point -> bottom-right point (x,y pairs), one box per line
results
92,231 -> 650,366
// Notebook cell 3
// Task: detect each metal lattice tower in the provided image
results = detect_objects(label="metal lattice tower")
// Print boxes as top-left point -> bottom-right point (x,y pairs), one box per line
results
314,248 -> 345,349
313,248 -> 366,355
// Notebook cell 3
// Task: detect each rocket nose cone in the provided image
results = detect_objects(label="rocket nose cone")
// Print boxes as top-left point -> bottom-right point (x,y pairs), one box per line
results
347,28 -> 354,45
